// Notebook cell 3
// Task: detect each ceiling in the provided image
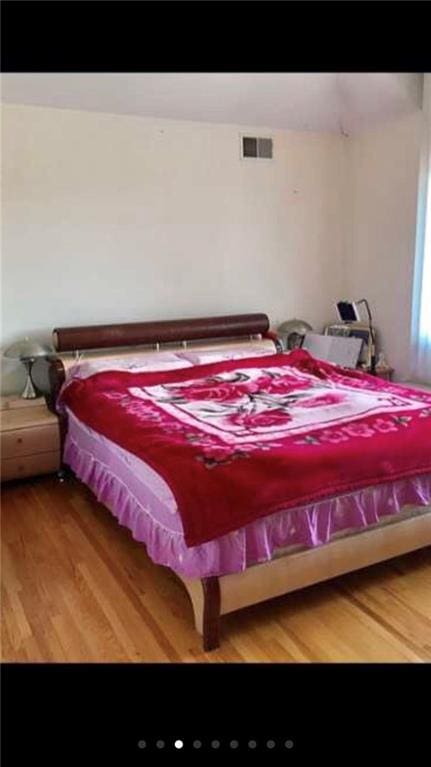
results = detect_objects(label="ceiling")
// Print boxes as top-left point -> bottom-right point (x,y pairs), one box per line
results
1,73 -> 423,134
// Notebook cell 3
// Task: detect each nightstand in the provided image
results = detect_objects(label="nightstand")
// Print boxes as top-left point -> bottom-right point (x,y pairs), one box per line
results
1,396 -> 60,482
373,367 -> 394,382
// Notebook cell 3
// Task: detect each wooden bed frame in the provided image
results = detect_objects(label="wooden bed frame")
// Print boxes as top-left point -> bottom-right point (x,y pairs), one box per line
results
38,313 -> 431,651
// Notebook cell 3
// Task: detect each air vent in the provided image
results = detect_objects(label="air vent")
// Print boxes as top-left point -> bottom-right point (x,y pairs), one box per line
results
241,135 -> 273,160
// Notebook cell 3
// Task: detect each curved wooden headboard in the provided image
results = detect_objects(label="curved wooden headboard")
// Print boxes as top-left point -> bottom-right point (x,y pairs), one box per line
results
53,313 -> 270,352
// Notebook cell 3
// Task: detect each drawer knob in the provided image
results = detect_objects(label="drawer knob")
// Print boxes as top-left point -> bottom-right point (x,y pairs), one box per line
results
17,437 -> 23,444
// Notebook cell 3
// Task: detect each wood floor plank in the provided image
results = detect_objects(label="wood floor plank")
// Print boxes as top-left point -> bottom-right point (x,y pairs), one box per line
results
2,541 -> 23,595
334,576 -> 431,659
2,475 -> 431,662
60,516 -> 183,661
1,586 -> 32,652
50,610 -> 98,662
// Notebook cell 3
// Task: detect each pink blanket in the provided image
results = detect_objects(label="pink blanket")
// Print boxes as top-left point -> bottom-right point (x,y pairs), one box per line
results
59,350 -> 431,547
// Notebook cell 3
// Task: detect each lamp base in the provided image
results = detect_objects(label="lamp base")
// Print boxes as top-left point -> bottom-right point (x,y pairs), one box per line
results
21,359 -> 39,399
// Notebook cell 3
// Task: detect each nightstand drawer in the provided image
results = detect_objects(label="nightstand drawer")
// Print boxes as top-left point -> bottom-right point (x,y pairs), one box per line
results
1,451 -> 60,481
374,368 -> 394,381
1,424 -> 60,459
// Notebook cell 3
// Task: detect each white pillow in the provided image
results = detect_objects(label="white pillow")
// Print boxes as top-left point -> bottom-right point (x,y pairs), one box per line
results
177,346 -> 276,366
66,352 -> 192,380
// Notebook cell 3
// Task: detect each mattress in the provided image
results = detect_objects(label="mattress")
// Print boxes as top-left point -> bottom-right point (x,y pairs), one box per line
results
64,407 -> 431,578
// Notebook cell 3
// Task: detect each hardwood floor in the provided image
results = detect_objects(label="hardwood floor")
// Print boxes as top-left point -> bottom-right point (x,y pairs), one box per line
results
2,474 -> 431,662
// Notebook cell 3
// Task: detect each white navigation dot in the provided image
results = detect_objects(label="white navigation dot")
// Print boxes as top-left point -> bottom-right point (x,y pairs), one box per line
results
174,740 -> 184,750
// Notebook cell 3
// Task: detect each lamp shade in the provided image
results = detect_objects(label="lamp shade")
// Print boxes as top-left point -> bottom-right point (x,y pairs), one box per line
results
3,337 -> 54,360
277,319 -> 313,350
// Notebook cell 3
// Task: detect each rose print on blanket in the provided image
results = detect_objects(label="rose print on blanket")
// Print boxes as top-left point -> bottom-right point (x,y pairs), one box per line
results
251,372 -> 311,396
343,422 -> 375,438
372,418 -> 398,434
167,373 -> 252,403
128,364 -> 426,446
228,408 -> 292,429
298,392 -> 343,409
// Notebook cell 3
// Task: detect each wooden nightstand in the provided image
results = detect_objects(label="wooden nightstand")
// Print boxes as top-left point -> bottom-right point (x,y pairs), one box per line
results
1,396 -> 60,482
373,367 -> 394,382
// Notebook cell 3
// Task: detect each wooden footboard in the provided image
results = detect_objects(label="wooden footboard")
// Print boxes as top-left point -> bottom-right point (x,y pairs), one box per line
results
180,509 -> 431,650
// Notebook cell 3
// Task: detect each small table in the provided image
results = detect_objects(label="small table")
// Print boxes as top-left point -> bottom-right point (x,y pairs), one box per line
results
373,367 -> 394,382
1,395 -> 60,482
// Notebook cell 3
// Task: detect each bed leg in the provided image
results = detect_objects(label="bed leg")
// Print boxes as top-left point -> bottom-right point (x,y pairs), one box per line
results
202,577 -> 221,652
57,414 -> 70,483
57,467 -> 70,482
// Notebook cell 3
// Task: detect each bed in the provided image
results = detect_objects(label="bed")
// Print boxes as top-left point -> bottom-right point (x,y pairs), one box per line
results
41,313 -> 431,651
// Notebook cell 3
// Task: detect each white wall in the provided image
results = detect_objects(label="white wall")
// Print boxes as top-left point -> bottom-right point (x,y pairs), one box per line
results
345,113 -> 423,380
1,104 -> 346,394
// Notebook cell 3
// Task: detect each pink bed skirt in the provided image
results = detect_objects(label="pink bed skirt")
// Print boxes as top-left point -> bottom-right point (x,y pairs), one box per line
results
64,432 -> 431,578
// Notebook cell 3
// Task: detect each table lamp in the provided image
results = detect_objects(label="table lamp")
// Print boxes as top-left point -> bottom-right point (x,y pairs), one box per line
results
277,319 -> 313,350
3,338 -> 54,398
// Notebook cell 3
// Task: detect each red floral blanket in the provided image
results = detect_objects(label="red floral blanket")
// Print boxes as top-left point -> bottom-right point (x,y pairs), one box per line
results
59,350 -> 431,547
